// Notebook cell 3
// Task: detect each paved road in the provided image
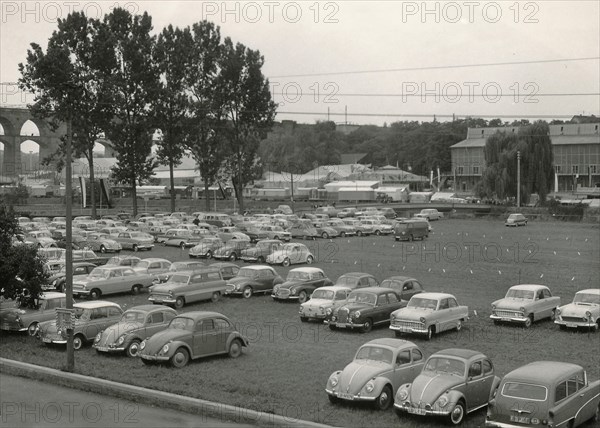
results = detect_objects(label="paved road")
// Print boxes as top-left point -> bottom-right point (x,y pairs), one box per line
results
0,374 -> 252,427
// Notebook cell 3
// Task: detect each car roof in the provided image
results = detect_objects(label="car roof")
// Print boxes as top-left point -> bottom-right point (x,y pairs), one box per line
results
575,289 -> 600,295
383,276 -> 417,282
350,287 -> 393,295
174,311 -> 228,321
239,265 -> 275,270
315,285 -> 352,292
209,262 -> 238,268
74,301 -> 121,309
415,292 -> 457,300
124,305 -> 176,314
339,272 -> 374,278
289,267 -> 324,273
363,338 -> 417,350
431,348 -> 485,361
504,361 -> 583,384
138,258 -> 171,263
509,284 -> 549,291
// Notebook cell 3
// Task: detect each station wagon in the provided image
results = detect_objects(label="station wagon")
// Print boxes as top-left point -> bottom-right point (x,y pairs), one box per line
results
148,267 -> 228,308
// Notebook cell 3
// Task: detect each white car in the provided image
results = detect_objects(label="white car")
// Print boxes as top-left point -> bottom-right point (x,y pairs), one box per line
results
555,289 -> 600,330
266,243 -> 315,267
414,209 -> 443,221
298,286 -> 352,321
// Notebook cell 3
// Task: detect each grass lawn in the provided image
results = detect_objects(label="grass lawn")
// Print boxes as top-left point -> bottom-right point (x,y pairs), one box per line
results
1,218 -> 599,427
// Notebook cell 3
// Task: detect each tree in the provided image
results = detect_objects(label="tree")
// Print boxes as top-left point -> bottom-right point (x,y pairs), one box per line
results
216,38 -> 276,212
183,21 -> 225,212
100,8 -> 159,216
0,206 -> 48,301
152,24 -> 191,213
518,121 -> 554,203
19,12 -> 112,218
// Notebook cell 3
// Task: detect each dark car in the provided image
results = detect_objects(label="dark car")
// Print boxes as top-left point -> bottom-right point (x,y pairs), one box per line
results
93,305 -> 178,357
0,292 -> 68,335
44,262 -> 97,292
271,267 -> 333,303
224,265 -> 284,299
240,239 -> 283,263
138,311 -> 249,368
326,287 -> 406,333
380,276 -> 424,301
334,272 -> 379,290
212,240 -> 252,261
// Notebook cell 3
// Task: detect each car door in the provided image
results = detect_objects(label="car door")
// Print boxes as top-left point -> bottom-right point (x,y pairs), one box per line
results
387,292 -> 406,313
541,288 -> 555,318
193,318 -> 218,357
104,269 -> 123,295
465,360 -> 489,409
213,317 -> 232,353
437,298 -> 452,332
144,311 -> 168,337
82,307 -> 108,340
572,372 -> 597,425
446,297 -> 462,330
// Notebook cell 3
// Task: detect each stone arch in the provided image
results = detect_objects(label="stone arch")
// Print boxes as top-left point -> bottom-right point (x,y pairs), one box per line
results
20,140 -> 40,173
20,119 -> 41,137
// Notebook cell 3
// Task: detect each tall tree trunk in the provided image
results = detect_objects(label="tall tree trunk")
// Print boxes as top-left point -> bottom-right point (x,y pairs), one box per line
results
87,147 -> 97,219
204,181 -> 210,212
131,172 -> 138,217
169,158 -> 175,213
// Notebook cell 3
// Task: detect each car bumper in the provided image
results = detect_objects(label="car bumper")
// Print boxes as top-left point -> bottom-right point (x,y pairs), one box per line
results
240,256 -> 258,261
325,389 -> 375,402
0,322 -> 25,331
40,335 -> 67,344
140,354 -> 170,362
299,312 -> 326,319
394,402 -> 451,416
490,314 -> 529,323
272,294 -> 299,301
389,324 -> 428,334
94,345 -> 125,353
324,320 -> 368,329
484,421 -> 529,428
148,295 -> 176,304
555,319 -> 596,328
72,289 -> 90,296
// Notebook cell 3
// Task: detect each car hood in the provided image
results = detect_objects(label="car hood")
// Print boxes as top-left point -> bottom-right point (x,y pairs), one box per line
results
408,371 -> 463,405
492,298 -> 531,311
48,272 -> 66,282
336,302 -> 373,314
0,308 -> 31,320
278,280 -> 308,290
142,329 -> 190,354
302,298 -> 333,309
560,302 -> 599,317
73,276 -> 103,286
337,360 -> 392,394
391,307 -> 435,320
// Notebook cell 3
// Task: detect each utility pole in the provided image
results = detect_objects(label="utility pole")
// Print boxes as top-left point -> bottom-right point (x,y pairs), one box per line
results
517,151 -> 521,208
65,111 -> 74,372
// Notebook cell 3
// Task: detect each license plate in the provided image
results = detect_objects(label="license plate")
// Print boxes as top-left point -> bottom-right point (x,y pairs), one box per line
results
42,338 -> 52,343
407,407 -> 426,415
566,323 -> 577,328
338,393 -> 354,400
337,324 -> 347,328
501,318 -> 511,322
510,416 -> 530,424
95,347 -> 109,352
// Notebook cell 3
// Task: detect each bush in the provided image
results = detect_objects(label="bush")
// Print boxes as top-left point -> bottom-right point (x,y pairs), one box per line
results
547,199 -> 585,221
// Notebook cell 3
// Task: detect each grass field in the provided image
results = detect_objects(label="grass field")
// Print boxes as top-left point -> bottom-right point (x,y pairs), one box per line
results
1,218 -> 599,427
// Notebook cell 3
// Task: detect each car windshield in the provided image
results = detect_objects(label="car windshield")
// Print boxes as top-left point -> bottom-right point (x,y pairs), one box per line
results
120,311 -> 146,323
311,289 -> 334,300
506,289 -> 535,299
501,382 -> 547,401
287,271 -> 310,281
574,293 -> 600,305
424,357 -> 465,377
407,297 -> 438,310
355,346 -> 393,364
169,274 -> 190,284
168,317 -> 194,331
346,292 -> 376,305
237,268 -> 257,278
89,268 -> 110,279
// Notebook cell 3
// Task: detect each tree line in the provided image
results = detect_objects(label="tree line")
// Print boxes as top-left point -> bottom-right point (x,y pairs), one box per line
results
19,8 -> 276,216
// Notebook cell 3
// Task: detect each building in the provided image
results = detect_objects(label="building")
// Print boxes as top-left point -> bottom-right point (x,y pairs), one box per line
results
451,123 -> 600,192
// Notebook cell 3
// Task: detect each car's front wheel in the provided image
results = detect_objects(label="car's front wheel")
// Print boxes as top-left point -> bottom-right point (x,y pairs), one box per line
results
448,401 -> 465,425
257,256 -> 265,263
282,258 -> 291,267
306,255 -> 314,264
211,292 -> 220,303
374,385 -> 393,410
90,289 -> 101,300
524,315 -> 533,328
298,290 -> 309,303
174,297 -> 185,309
126,340 -> 141,358
27,322 -> 39,336
321,232 -> 329,239
242,287 -> 253,299
361,319 -> 373,333
170,348 -> 189,368
73,335 -> 84,350
228,339 -> 243,358
426,326 -> 435,340
131,284 -> 142,295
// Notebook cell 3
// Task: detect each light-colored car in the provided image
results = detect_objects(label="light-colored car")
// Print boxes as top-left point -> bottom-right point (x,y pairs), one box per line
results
358,218 -> 393,235
160,229 -> 208,248
36,301 -> 123,350
84,233 -> 122,253
93,305 -> 178,357
188,237 -> 224,259
212,240 -> 252,261
148,267 -> 228,308
138,311 -> 249,368
224,265 -> 284,299
131,258 -> 172,278
114,231 -> 155,251
105,255 -> 141,267
298,285 -> 352,321
555,288 -> 600,330
337,207 -> 358,218
326,339 -> 425,410
341,218 -> 373,236
505,213 -> 528,226
490,284 -> 561,328
155,261 -> 206,283
266,243 -> 315,267
390,292 -> 469,340
257,225 -> 291,242
240,239 -> 283,263
334,272 -> 379,290
326,219 -> 357,237
272,267 -> 333,303
0,292 -> 67,335
485,361 -> 600,428
414,209 -> 443,221
395,349 -> 501,425
312,222 -> 340,239
286,222 -> 319,240
25,230 -> 57,248
73,266 -> 155,299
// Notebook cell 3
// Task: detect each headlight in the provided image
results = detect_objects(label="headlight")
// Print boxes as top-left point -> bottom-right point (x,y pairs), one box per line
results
397,389 -> 408,401
365,381 -> 374,393
330,376 -> 338,387
436,395 -> 449,408
161,344 -> 169,354
491,304 -> 496,310
225,251 -> 230,256
94,332 -> 102,343
319,306 -> 325,313
556,308 -> 561,315
353,311 -> 361,319
273,285 -> 280,293
420,317 -> 426,323
290,289 -> 298,295
235,284 -> 241,291
116,335 -> 126,346
140,340 -> 146,350
520,307 -> 526,313
326,308 -> 332,315
585,311 -> 592,318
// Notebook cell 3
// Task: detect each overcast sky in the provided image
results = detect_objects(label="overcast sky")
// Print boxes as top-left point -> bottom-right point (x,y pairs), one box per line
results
1,0 -> 599,136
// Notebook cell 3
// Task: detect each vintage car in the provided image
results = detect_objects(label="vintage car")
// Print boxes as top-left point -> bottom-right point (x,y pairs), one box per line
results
93,305 -> 178,357
36,301 -> 123,349
239,239 -> 283,263
380,276 -> 425,301
44,262 -> 97,292
266,243 -> 315,267
73,266 -> 155,299
334,272 -> 379,290
132,258 -> 172,278
490,284 -> 561,328
188,237 -> 224,259
312,222 -> 340,239
0,292 -> 67,335
224,265 -> 283,299
555,288 -> 600,330
114,231 -> 155,251
25,230 -> 58,248
160,229 -> 208,248
148,267 -> 228,308
71,249 -> 110,266
358,219 -> 393,235
83,233 -> 122,253
256,225 -> 291,242
505,213 -> 528,227
155,260 -> 206,283
394,219 -> 429,241
337,207 -> 357,218
326,287 -> 406,333
299,285 -> 352,322
414,209 -> 443,221
212,240 -> 252,261
286,223 -> 319,240
326,219 -> 357,237
390,292 -> 469,340
326,339 -> 425,410
105,255 -> 141,267
208,262 -> 240,281
272,267 -> 333,303
341,218 -> 374,236
395,349 -> 501,425
138,311 -> 249,368
485,361 -> 600,428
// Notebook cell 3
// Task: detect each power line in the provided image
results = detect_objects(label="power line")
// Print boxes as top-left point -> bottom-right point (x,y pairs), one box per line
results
276,111 -> 588,119
272,92 -> 600,98
269,57 -> 600,79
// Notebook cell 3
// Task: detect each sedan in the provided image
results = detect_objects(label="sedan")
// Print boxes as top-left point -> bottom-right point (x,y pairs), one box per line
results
272,267 -> 333,303
505,213 -> 528,226
266,243 -> 315,267
114,231 -> 155,252
380,276 -> 424,301
138,311 -> 249,368
298,286 -> 352,322
490,284 -> 561,328
84,233 -> 122,253
555,288 -> 600,330
224,266 -> 284,299
0,292 -> 67,335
